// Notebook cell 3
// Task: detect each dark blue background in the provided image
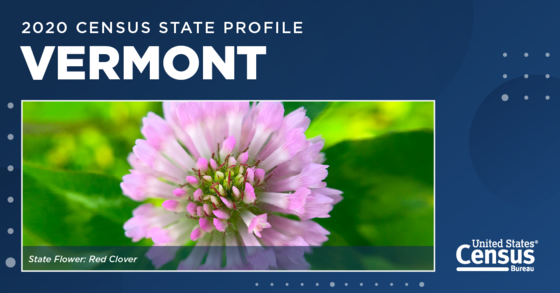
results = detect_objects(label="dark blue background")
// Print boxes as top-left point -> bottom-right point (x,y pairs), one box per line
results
2,0 -> 559,291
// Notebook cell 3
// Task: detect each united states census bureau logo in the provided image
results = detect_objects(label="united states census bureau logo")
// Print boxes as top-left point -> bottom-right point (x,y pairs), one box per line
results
456,239 -> 537,272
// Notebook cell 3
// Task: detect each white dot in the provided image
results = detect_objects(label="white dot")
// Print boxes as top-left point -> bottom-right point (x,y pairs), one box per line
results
546,95 -> 550,100
7,197 -> 13,203
502,94 -> 509,101
420,282 -> 425,287
8,165 -> 14,172
390,283 -> 393,286
406,283 -> 409,286
375,283 -> 378,286
286,283 -> 289,287
524,95 -> 529,100
524,52 -> 529,57
316,283 -> 319,286
301,283 -> 304,286
6,257 -> 15,268
360,283 -> 363,286
270,283 -> 274,287
503,52 -> 507,57
546,52 -> 550,57
345,283 -> 348,286
7,103 -> 13,109
7,134 -> 13,140
524,74 -> 528,79
8,228 -> 13,234
255,283 -> 258,286
503,74 -> 507,79
546,74 -> 550,79
330,282 -> 335,287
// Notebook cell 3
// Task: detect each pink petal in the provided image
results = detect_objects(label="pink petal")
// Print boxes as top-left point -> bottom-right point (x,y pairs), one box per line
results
248,214 -> 271,238
131,139 -> 185,179
224,101 -> 250,116
282,128 -> 307,158
255,168 -> 265,181
220,196 -> 234,209
196,158 -> 208,173
282,107 -> 310,132
200,102 -> 225,120
199,218 -> 214,233
190,227 -> 202,241
162,200 -> 179,211
221,135 -> 236,157
173,188 -> 186,197
141,113 -> 174,147
246,168 -> 254,183
228,156 -> 237,167
245,248 -> 277,269
213,218 -> 228,232
255,102 -> 284,132
243,183 -> 256,204
120,182 -> 145,201
186,176 -> 199,185
298,164 -> 328,187
132,203 -> 155,217
313,187 -> 344,204
210,158 -> 218,170
261,228 -> 309,246
146,246 -> 180,269
193,189 -> 203,201
176,102 -> 201,128
122,172 -> 178,201
238,152 -> 249,164
267,163 -> 328,192
197,206 -> 205,218
126,152 -> 151,174
232,186 -> 241,199
299,193 -> 334,220
212,209 -> 230,219
132,139 -> 157,168
268,215 -> 329,246
273,141 -> 324,178
186,202 -> 197,216
150,227 -> 173,244
289,187 -> 310,210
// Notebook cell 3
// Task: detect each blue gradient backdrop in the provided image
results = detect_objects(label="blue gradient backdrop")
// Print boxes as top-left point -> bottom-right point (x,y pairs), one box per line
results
1,0 -> 558,292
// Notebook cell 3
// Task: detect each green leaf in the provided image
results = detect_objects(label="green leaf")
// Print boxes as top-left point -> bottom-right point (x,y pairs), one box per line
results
306,101 -> 434,148
316,130 -> 434,246
23,162 -> 141,246
282,102 -> 329,121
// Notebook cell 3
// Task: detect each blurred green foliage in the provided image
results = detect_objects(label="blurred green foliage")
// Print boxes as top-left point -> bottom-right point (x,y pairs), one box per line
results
23,162 -> 151,246
316,131 -> 434,247
305,101 -> 433,147
23,101 -> 434,257
23,102 -> 163,179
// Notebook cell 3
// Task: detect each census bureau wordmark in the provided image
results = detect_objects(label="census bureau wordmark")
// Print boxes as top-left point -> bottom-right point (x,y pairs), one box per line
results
456,239 -> 537,272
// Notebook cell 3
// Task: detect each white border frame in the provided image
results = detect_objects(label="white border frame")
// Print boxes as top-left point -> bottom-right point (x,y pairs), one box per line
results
20,100 -> 435,273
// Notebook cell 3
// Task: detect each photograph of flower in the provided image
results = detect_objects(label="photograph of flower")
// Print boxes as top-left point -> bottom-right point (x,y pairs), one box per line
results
22,101 -> 434,271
